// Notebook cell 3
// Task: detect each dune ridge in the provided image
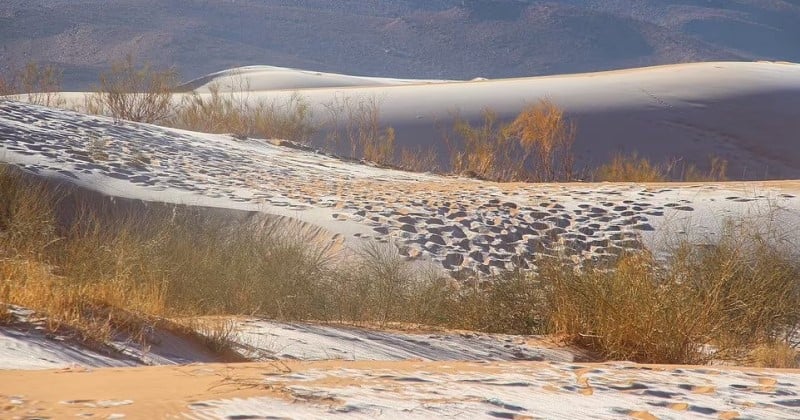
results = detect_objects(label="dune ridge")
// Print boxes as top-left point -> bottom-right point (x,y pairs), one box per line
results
177,65 -> 455,92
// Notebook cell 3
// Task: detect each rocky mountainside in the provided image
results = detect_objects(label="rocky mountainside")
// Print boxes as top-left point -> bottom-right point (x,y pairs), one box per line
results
2,0 -> 799,88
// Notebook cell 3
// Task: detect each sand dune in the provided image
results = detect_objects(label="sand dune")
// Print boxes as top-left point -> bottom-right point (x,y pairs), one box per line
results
178,65 -> 455,92
2,100 -> 800,278
187,61 -> 800,180
0,306 -> 135,370
0,303 -> 581,370
2,360 -> 799,419
54,61 -> 800,179
3,68 -> 800,418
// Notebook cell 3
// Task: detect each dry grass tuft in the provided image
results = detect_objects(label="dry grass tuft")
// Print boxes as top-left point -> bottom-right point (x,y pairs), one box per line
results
0,76 -> 10,97
181,318 -> 239,354
0,165 -> 433,345
449,272 -> 547,335
0,170 -> 166,342
398,146 -> 440,173
447,108 -> 503,179
594,153 -> 666,182
749,342 -> 799,368
505,99 -> 576,181
328,243 -> 425,326
595,153 -> 728,182
0,306 -> 11,324
679,155 -> 728,182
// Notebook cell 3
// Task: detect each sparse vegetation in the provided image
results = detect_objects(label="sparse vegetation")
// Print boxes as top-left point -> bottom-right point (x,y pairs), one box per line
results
505,99 -> 576,181
1,165 -> 797,366
172,84 -> 315,143
62,60 -> 739,184
0,170 -> 165,343
323,94 -> 397,165
447,108 -> 504,179
749,342 -> 799,368
1,60 -> 791,369
594,152 -> 666,182
0,62 -> 64,107
595,153 -> 728,182
445,99 -> 576,182
170,83 -> 252,138
544,223 -> 800,364
0,77 -> 9,97
398,145 -> 440,173
680,155 -> 729,182
183,318 -> 238,354
91,54 -> 178,123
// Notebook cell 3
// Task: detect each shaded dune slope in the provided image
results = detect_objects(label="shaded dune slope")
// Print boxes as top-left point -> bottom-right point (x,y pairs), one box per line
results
182,61 -> 800,180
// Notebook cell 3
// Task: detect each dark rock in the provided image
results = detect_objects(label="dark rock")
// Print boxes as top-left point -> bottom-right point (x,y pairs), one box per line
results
399,224 -> 417,233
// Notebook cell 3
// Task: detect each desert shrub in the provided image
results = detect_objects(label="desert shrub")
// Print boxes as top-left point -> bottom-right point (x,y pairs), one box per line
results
171,84 -> 252,137
93,54 -> 178,123
445,99 -> 576,182
504,99 -> 576,181
0,166 -> 421,339
0,62 -> 64,107
327,243 -> 419,326
708,156 -> 729,181
447,108 -> 504,179
0,76 -> 10,97
0,167 -> 166,342
363,126 -> 396,165
323,94 -> 397,165
251,92 -> 315,143
82,92 -> 109,116
19,62 -> 64,107
449,272 -> 547,334
544,224 -> 800,364
0,168 -> 60,255
105,211 -> 331,319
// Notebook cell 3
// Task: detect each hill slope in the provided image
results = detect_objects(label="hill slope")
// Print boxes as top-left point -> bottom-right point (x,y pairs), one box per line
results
2,0 -> 800,89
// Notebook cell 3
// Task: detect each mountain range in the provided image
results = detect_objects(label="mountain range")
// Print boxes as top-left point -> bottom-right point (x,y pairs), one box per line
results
2,0 -> 799,89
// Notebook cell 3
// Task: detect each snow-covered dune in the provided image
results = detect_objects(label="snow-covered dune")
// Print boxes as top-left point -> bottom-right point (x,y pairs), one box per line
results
2,359 -> 800,419
2,100 -> 800,278
52,62 -> 800,179
3,65 -> 800,418
179,61 -> 800,180
177,65 -> 455,92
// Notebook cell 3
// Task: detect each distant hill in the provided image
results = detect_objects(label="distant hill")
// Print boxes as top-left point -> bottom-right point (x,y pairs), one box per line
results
2,0 -> 800,89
